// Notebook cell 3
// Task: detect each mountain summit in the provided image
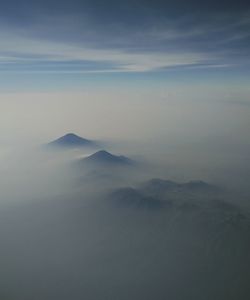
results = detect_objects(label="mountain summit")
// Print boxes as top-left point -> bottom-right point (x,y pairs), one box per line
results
48,133 -> 98,148
80,150 -> 133,166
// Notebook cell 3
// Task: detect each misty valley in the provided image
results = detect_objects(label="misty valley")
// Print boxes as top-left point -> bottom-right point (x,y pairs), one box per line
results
0,133 -> 249,300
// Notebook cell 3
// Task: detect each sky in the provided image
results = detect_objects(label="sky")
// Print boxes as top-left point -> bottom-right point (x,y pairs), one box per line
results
0,0 -> 249,85
0,0 -> 249,150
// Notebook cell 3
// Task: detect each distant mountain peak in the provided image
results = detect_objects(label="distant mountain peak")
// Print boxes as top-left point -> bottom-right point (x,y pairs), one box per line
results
91,150 -> 113,158
48,133 -> 98,148
80,150 -> 133,166
64,133 -> 80,138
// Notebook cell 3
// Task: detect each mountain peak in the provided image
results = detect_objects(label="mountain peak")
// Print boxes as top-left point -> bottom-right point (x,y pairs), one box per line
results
81,150 -> 133,166
48,133 -> 98,148
89,150 -> 117,159
64,133 -> 80,138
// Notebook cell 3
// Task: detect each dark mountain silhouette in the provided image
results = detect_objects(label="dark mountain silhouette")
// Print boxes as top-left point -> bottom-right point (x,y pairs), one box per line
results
110,187 -> 162,209
80,150 -> 134,167
108,178 -> 227,211
48,133 -> 98,148
73,150 -> 136,187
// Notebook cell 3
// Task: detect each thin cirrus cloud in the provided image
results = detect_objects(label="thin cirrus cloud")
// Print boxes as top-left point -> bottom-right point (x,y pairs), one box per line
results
0,30 -> 210,73
0,7 -> 249,74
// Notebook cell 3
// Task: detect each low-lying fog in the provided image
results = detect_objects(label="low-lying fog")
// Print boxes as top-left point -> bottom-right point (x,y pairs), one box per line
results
0,132 -> 250,300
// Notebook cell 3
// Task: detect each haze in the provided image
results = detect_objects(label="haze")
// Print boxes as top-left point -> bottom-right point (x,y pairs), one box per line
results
0,0 -> 250,299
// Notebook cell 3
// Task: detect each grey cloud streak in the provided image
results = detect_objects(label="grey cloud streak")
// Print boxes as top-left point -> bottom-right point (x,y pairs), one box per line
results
0,8 -> 249,73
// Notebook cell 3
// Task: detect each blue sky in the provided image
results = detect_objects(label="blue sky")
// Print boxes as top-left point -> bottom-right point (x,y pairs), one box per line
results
0,0 -> 249,90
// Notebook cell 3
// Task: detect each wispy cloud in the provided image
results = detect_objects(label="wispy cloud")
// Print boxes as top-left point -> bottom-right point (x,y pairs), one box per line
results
0,10 -> 249,73
0,29 -> 210,73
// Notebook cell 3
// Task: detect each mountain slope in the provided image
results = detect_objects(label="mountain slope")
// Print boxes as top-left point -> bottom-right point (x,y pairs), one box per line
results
80,150 -> 133,167
48,133 -> 98,148
108,178 -> 223,210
